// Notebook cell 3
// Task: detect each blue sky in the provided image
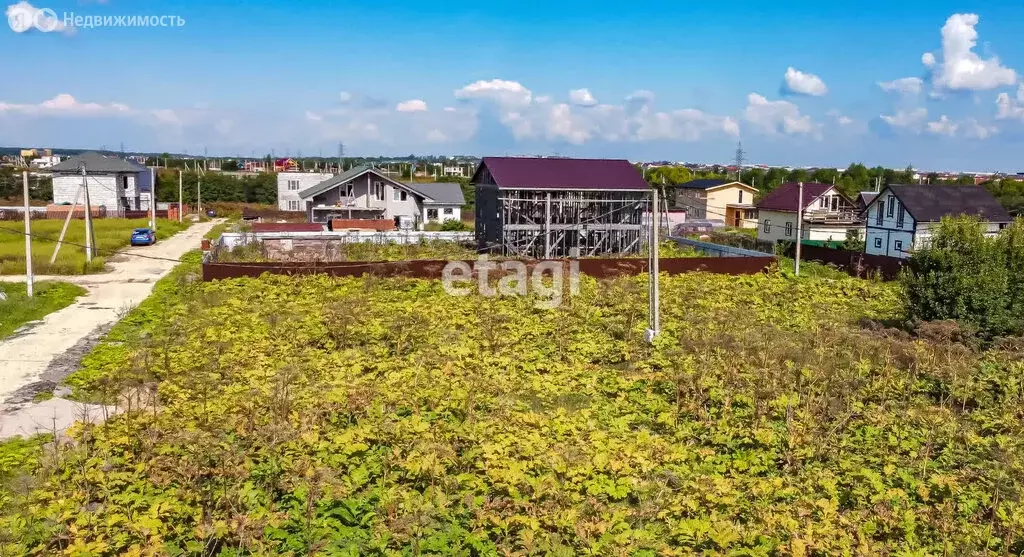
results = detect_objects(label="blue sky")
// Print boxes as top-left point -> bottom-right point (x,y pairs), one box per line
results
4,0 -> 1024,170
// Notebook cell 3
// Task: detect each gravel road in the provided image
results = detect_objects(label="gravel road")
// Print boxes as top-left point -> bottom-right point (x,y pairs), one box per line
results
0,219 -> 221,438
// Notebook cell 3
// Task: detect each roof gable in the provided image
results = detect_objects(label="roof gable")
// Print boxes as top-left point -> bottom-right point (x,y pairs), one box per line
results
403,182 -> 465,205
48,151 -> 147,174
755,182 -> 836,212
473,157 -> 649,190
878,184 -> 1011,223
677,179 -> 756,193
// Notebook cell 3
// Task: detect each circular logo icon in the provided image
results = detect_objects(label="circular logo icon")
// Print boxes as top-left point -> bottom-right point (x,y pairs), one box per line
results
33,7 -> 59,32
7,3 -> 35,32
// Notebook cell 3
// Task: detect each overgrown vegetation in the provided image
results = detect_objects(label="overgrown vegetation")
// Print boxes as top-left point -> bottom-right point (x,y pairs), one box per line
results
5,251 -> 1024,555
0,218 -> 190,275
0,281 -> 87,339
902,216 -> 1024,339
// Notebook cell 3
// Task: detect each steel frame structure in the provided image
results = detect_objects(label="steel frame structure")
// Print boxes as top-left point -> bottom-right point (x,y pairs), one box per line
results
476,185 -> 648,257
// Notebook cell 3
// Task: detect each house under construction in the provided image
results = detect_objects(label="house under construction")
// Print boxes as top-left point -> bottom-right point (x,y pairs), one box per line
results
473,157 -> 651,258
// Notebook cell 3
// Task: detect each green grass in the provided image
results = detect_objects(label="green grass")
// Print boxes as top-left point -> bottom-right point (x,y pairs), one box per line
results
0,218 -> 190,275
203,221 -> 230,240
0,281 -> 87,339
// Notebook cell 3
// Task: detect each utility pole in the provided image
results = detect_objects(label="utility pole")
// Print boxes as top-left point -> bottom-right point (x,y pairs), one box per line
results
197,175 -> 202,215
22,171 -> 33,297
794,181 -> 803,276
178,170 -> 183,223
81,164 -> 94,263
646,188 -> 661,343
149,167 -> 157,231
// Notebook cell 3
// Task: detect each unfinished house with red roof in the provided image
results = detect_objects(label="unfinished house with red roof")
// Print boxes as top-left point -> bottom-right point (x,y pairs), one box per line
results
472,157 -> 650,257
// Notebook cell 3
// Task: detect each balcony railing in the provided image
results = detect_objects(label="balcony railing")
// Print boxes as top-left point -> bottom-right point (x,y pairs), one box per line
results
802,209 -> 863,225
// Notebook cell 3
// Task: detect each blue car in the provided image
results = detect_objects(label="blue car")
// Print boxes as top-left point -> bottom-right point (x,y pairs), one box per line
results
130,228 -> 156,246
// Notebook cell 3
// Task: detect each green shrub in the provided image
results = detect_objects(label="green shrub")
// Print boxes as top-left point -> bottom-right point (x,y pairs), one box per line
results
902,216 -> 1023,338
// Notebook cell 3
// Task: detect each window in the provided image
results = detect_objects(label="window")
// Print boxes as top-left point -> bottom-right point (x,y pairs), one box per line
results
443,207 -> 453,215
874,238 -> 883,248
345,183 -> 353,197
894,240 -> 903,252
876,202 -> 884,225
831,196 -> 839,211
785,222 -> 793,237
897,206 -> 905,228
287,200 -> 300,211
738,190 -> 744,204
393,189 -> 400,201
427,208 -> 438,220
887,195 -> 895,217
763,219 -> 771,233
400,191 -> 407,201
287,179 -> 299,191
374,181 -> 384,201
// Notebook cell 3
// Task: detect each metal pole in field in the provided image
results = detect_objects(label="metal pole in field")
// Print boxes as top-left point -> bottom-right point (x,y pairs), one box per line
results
178,170 -> 183,222
646,188 -> 660,343
22,171 -> 33,297
795,181 -> 803,276
81,164 -> 94,263
149,167 -> 157,231
50,184 -> 82,265
197,176 -> 202,214
544,191 -> 551,258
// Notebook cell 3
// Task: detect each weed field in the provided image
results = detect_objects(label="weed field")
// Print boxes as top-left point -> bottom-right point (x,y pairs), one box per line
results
2,255 -> 1024,555
0,218 -> 190,275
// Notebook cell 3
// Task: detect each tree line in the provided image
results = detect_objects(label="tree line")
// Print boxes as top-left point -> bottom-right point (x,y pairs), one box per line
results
153,170 -> 276,205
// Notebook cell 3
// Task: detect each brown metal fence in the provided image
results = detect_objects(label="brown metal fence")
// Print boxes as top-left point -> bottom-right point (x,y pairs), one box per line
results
790,244 -> 906,280
202,256 -> 777,281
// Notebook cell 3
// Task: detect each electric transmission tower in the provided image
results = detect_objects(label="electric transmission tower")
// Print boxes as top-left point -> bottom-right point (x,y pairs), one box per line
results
734,141 -> 745,180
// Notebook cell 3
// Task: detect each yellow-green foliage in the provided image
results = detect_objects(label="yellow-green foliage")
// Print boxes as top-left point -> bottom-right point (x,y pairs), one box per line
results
0,218 -> 190,275
4,260 -> 1024,555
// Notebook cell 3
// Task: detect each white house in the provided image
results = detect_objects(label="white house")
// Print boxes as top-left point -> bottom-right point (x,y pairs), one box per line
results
48,152 -> 153,211
287,166 -> 465,229
674,179 -> 759,228
756,182 -> 862,244
277,172 -> 333,211
864,184 -> 1012,259
30,155 -> 62,169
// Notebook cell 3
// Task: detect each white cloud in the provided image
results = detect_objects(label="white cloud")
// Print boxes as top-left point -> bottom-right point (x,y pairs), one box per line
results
454,79 -> 533,105
926,115 -> 958,136
426,129 -> 447,142
625,90 -> 655,105
923,13 -> 1017,91
995,83 -> 1024,120
744,93 -> 818,135
880,108 -> 928,132
0,93 -> 131,115
568,88 -> 598,107
339,91 -> 352,103
962,118 -> 998,139
305,110 -> 323,122
878,77 -> 924,95
5,1 -> 70,34
783,67 -> 828,96
443,106 -> 456,112
395,99 -> 428,112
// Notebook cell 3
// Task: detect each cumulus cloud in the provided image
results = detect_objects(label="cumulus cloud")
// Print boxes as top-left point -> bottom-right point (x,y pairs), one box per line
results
0,93 -> 131,115
826,110 -> 854,127
568,88 -> 598,107
995,83 -> 1024,120
338,91 -> 352,103
454,79 -> 533,105
744,93 -> 817,135
880,108 -> 928,132
305,110 -> 323,122
783,67 -> 828,96
926,115 -> 958,136
962,118 -> 998,139
453,78 -> 738,144
923,13 -> 1017,91
395,99 -> 428,112
878,77 -> 924,95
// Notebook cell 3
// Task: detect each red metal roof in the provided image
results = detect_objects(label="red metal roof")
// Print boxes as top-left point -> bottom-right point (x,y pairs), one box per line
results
251,223 -> 324,233
756,182 -> 833,212
477,157 -> 649,190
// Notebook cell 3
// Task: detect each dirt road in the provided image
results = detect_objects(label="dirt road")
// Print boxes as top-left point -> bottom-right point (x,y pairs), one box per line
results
0,220 -> 221,438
